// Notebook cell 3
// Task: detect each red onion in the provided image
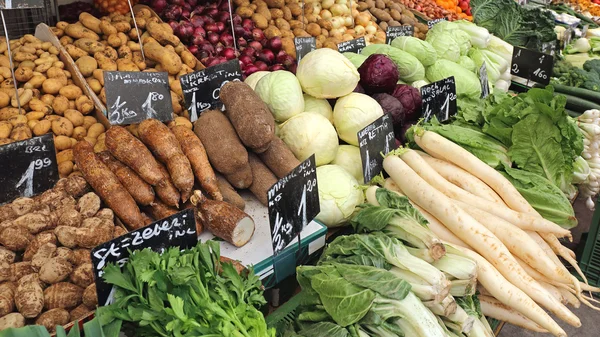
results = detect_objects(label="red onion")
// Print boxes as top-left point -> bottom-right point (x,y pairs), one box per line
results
176,21 -> 194,41
255,61 -> 268,71
241,47 -> 255,57
221,47 -> 236,60
187,0 -> 197,7
243,28 -> 253,40
183,3 -> 191,12
167,20 -> 179,32
181,9 -> 191,18
220,32 -> 234,47
267,37 -> 282,52
215,44 -> 224,55
151,0 -> 167,14
206,57 -> 220,67
288,63 -> 297,74
191,34 -> 204,46
188,45 -> 199,55
216,11 -> 230,23
251,28 -> 265,41
215,22 -> 226,33
277,54 -> 295,67
276,50 -> 286,59
257,49 -> 275,64
239,55 -> 254,66
218,1 -> 230,12
242,19 -> 254,31
202,15 -> 214,25
207,32 -> 219,45
204,7 -> 218,17
248,41 -> 262,52
190,16 -> 205,28
232,14 -> 242,26
270,64 -> 285,71
171,0 -> 184,7
205,22 -> 218,33
194,26 -> 206,38
237,37 -> 247,48
233,26 -> 246,39
163,5 -> 182,21
244,65 -> 259,77
239,59 -> 245,69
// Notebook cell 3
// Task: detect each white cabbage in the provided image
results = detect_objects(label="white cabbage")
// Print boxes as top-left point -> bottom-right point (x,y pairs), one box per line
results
315,164 -> 364,227
332,145 -> 363,183
279,112 -> 339,166
255,70 -> 304,122
296,48 -> 359,99
333,93 -> 383,146
303,94 -> 333,122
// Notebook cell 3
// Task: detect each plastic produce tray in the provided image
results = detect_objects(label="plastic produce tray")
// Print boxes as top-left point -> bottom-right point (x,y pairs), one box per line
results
578,198 -> 600,286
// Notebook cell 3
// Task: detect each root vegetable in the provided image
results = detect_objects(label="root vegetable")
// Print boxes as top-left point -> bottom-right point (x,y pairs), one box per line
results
105,126 -> 165,186
224,164 -> 253,189
257,137 -> 300,178
171,125 -> 222,201
154,162 -> 180,207
0,247 -> 15,264
35,308 -> 70,332
82,283 -> 97,308
220,81 -> 275,153
39,257 -> 72,284
0,312 -> 25,330
194,110 -> 249,175
15,279 -> 44,317
32,243 -> 58,270
247,153 -> 277,206
70,263 -> 93,288
23,232 -> 56,261
191,191 -> 254,247
72,249 -> 91,266
97,151 -> 155,206
143,199 -> 178,221
70,304 -> 93,321
216,174 -> 245,210
0,227 -> 33,251
77,192 -> 101,218
74,141 -> 145,230
0,282 -> 16,317
138,119 -> 194,201
44,282 -> 83,309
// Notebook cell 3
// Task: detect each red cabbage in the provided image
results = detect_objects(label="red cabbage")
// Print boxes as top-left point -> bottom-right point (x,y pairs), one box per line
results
391,84 -> 422,122
372,93 -> 405,126
358,54 -> 399,94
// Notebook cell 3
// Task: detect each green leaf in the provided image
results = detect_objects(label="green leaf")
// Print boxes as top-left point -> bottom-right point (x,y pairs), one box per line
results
299,322 -> 350,337
102,264 -> 138,294
83,317 -> 105,337
456,295 -> 483,319
335,264 -> 412,301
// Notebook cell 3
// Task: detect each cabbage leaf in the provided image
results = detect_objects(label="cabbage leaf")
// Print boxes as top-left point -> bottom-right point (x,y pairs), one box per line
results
426,59 -> 482,98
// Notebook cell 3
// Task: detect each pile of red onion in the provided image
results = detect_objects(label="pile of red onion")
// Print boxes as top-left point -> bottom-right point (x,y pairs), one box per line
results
147,0 -> 296,76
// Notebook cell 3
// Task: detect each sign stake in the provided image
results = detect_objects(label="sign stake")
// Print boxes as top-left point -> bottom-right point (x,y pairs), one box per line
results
128,0 -> 145,63
227,0 -> 238,53
0,9 -> 21,114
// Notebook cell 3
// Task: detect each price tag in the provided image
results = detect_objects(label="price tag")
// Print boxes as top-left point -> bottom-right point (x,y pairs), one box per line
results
563,26 -> 574,48
0,0 -> 43,9
358,114 -> 396,183
337,37 -> 366,54
541,40 -> 557,56
104,71 -> 172,125
0,134 -> 59,204
267,155 -> 319,256
420,76 -> 457,123
91,209 -> 197,306
427,18 -> 447,29
294,37 -> 316,62
479,62 -> 490,99
179,59 -> 242,122
386,25 -> 414,44
510,47 -> 553,85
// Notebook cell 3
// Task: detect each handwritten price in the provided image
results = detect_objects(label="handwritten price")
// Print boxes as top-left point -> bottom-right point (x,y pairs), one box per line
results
15,158 -> 52,197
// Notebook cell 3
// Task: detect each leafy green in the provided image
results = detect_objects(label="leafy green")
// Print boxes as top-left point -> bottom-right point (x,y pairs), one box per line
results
425,59 -> 482,98
101,241 -> 274,337
500,167 -> 577,228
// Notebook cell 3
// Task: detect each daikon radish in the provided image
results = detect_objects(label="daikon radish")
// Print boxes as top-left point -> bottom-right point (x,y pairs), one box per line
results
540,232 -> 589,285
418,154 -> 505,205
399,150 -> 571,239
413,130 -> 534,213
365,185 -> 380,206
459,206 -> 575,286
382,179 -> 469,248
527,231 -> 564,267
449,244 -> 566,337
478,296 -> 548,333
558,287 -> 581,308
383,154 -> 581,328
539,282 -> 565,303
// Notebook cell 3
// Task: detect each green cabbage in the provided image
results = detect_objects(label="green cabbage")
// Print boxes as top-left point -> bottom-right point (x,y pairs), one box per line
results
304,94 -> 333,122
451,20 -> 491,48
468,48 -> 509,83
426,29 -> 462,62
279,112 -> 339,166
332,145 -> 363,183
297,48 -> 359,99
333,93 -> 384,146
361,44 -> 425,82
315,165 -> 364,227
457,56 -> 476,72
426,59 -> 482,98
255,71 -> 304,122
390,36 -> 438,66
343,52 -> 368,69
243,71 -> 269,90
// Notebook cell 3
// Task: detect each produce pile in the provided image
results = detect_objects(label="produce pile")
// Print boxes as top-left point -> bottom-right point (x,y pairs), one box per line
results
435,0 -> 472,20
0,175 -> 122,332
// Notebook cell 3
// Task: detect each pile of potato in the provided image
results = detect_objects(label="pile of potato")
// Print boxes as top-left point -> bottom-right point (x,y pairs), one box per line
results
356,0 -> 429,40
0,34 -> 105,178
0,175 -> 127,332
53,10 -> 199,127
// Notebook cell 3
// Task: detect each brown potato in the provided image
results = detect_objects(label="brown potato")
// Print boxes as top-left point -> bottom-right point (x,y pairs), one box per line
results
58,85 -> 82,100
52,117 -> 74,137
75,56 -> 97,77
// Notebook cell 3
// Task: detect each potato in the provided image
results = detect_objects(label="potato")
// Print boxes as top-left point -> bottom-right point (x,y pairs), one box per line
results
42,78 -> 64,95
65,24 -> 99,40
52,117 -> 74,137
86,78 -> 102,94
75,56 -> 97,77
63,109 -> 83,127
56,149 -> 73,165
39,257 -> 73,284
23,232 -> 56,261
70,263 -> 93,288
58,85 -> 83,100
53,135 -> 72,151
44,282 -> 83,309
0,91 -> 9,108
143,42 -> 182,75
86,123 -> 105,138
0,312 -> 25,330
14,66 -> 33,82
36,308 -> 70,332
75,96 -> 94,115
0,121 -> 11,138
94,51 -> 117,71
54,226 -> 78,248
0,226 -> 33,251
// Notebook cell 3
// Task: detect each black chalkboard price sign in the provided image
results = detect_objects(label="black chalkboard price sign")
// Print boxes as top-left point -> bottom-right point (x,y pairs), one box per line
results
386,25 -> 414,44
428,18 -> 446,29
104,71 -> 172,126
0,134 -> 59,204
91,208 -> 197,306
420,76 -> 457,123
179,59 -> 242,122
358,114 -> 397,183
479,62 -> 490,99
267,155 -> 319,256
510,47 -> 553,85
294,37 -> 316,62
337,37 -> 366,54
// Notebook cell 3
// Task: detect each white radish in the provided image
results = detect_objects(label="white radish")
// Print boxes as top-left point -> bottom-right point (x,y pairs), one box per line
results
478,296 -> 548,333
413,130 -> 535,213
539,282 -> 565,304
540,232 -> 589,285
399,149 -> 572,239
448,244 -> 566,337
383,154 -> 581,328
418,154 -> 505,205
558,287 -> 581,308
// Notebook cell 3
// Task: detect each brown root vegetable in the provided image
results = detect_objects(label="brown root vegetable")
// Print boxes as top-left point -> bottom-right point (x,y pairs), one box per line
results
0,247 -> 16,264
258,137 -> 301,178
35,308 -> 70,332
247,153 -> 278,206
224,164 -> 253,189
0,226 -> 33,251
0,262 -> 9,282
0,312 -> 25,330
64,176 -> 89,198
72,249 -> 91,266
138,119 -> 194,201
57,207 -> 82,227
191,191 -> 255,247
70,304 -> 93,321
13,212 -> 55,234
171,125 -> 221,201
154,162 -> 180,207
39,257 -> 73,284
11,262 -> 35,282
55,247 -> 74,264
194,110 -> 248,175
77,192 -> 101,218
82,283 -> 97,308
97,151 -> 155,206
23,232 -> 56,261
31,243 -> 58,271
105,126 -> 165,186
69,263 -> 93,288
220,82 -> 275,153
0,282 -> 16,317
216,174 -> 245,210
143,199 -> 178,221
44,282 -> 83,309
15,279 -> 44,317
75,219 -> 114,248
73,141 -> 145,230
54,226 -> 78,248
